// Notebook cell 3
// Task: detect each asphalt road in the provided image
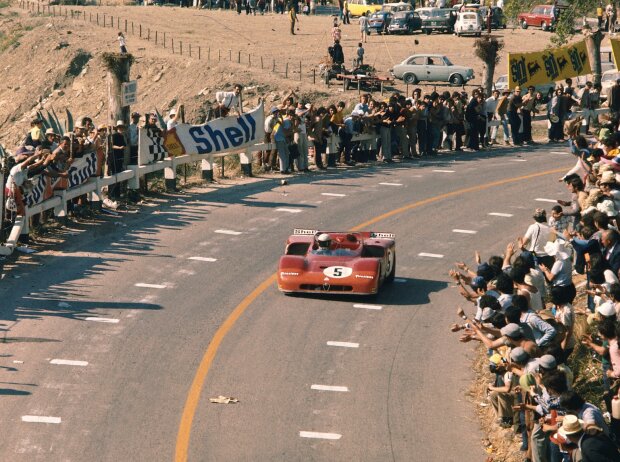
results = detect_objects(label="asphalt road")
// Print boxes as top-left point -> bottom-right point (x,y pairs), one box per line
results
0,145 -> 573,462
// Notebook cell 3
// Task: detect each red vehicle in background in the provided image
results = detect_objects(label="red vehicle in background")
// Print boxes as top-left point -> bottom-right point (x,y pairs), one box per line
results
517,4 -> 566,31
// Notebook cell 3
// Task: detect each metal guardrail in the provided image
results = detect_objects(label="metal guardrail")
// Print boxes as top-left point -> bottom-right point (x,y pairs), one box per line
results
0,107 -> 608,255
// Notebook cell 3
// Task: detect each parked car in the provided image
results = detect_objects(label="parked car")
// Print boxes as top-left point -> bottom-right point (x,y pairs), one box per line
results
348,0 -> 384,17
517,4 -> 566,31
415,6 -> 433,20
454,10 -> 482,36
367,2 -> 412,34
387,10 -> 422,34
368,10 -> 394,33
390,54 -> 474,85
421,8 -> 456,34
493,74 -> 555,95
601,69 -> 620,99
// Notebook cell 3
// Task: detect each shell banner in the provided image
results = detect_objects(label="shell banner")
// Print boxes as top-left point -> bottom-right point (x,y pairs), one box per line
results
507,40 -> 591,89
163,103 -> 264,157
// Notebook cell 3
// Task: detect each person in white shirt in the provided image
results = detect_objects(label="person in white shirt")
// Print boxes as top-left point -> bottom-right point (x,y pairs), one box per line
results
166,107 -> 180,130
128,112 -> 140,164
485,89 -> 500,144
519,208 -> 553,268
215,84 -> 243,116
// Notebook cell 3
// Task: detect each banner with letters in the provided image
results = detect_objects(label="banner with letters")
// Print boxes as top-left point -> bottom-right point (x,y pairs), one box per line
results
163,103 -> 265,157
507,40 -> 591,89
610,37 -> 620,70
22,150 -> 103,209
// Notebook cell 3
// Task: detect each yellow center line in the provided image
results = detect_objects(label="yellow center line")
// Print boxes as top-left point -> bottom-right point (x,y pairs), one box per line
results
175,166 -> 566,461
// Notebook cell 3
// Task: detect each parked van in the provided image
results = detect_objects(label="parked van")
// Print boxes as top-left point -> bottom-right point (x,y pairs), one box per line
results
348,0 -> 384,17
454,11 -> 482,36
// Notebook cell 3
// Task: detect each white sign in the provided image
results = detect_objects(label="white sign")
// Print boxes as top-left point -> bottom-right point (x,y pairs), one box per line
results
121,80 -> 138,106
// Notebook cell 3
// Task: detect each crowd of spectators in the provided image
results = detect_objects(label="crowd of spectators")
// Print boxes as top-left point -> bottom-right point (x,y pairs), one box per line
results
261,79 -> 612,175
447,129 -> 620,460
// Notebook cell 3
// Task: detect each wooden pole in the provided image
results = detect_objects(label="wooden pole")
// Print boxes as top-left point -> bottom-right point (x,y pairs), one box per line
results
299,61 -> 302,81
139,24 -> 142,38
97,12 -> 99,24
313,68 -> 316,84
189,44 -> 192,57
260,56 -> 263,69
172,38 -> 174,53
229,49 -> 232,61
248,54 -> 251,67
180,41 -> 183,55
285,62 -> 288,79
163,32 -> 166,48
155,30 -> 158,44
272,59 -> 275,72
199,46 -> 201,60
147,28 -> 150,41
125,19 -> 127,32
131,21 -> 134,35
218,49 -> 221,61
238,50 -> 241,63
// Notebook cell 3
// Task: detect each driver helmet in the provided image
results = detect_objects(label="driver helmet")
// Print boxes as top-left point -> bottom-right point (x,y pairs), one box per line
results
317,233 -> 331,249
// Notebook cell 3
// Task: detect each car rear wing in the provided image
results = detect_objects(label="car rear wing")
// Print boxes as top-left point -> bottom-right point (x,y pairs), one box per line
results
369,232 -> 395,239
293,228 -> 319,235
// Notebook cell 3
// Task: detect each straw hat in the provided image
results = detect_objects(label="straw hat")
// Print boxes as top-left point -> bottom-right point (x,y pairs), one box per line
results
558,415 -> 584,438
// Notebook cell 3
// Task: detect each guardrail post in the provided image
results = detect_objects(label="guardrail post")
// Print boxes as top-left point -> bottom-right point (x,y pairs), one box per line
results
53,191 -> 68,218
164,166 -> 176,191
201,156 -> 214,181
239,148 -> 252,177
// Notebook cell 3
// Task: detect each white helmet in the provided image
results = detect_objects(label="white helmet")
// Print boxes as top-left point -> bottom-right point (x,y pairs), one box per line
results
317,233 -> 331,248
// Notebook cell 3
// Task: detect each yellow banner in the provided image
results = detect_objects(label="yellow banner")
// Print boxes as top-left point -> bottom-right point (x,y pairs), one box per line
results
507,40 -> 591,89
610,37 -> 620,70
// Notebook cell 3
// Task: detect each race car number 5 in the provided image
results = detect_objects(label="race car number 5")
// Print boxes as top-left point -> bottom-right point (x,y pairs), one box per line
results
323,266 -> 353,278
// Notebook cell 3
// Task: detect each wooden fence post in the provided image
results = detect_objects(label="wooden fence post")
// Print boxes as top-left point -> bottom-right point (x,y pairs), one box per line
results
147,28 -> 150,41
218,49 -> 221,61
248,54 -> 251,67
125,19 -> 127,32
238,50 -> 240,63
285,62 -> 288,78
103,13 -> 106,26
260,56 -> 263,69
180,41 -> 183,55
199,46 -> 201,60
313,68 -> 316,84
139,24 -> 141,38
272,59 -> 275,72
155,30 -> 158,44
163,32 -> 166,48
171,38 -> 174,53
229,49 -> 232,61
96,12 -> 99,24
299,61 -> 302,81
131,21 -> 134,34
189,44 -> 192,57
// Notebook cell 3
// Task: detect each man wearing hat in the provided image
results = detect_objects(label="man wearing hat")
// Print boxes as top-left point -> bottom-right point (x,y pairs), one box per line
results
520,208 -> 553,268
167,106 -> 183,130
26,118 -> 45,148
559,414 -> 620,461
41,128 -> 59,151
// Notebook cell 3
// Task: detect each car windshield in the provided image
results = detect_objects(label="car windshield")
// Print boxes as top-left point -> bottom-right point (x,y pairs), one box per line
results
497,75 -> 507,83
462,13 -> 477,20
430,9 -> 449,18
393,12 -> 408,19
310,248 -> 356,256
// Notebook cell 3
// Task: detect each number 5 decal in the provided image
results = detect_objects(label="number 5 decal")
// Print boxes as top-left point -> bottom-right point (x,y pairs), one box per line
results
323,266 -> 353,278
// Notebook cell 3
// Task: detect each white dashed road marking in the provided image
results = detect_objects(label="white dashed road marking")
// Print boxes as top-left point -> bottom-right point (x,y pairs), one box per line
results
452,229 -> 477,234
432,169 -> 455,173
353,303 -> 383,310
326,341 -> 359,348
276,208 -> 302,213
379,182 -> 403,186
135,283 -> 166,289
394,278 -> 407,283
84,317 -> 120,324
311,385 -> 349,392
321,193 -> 347,197
488,212 -> 513,217
22,416 -> 61,424
418,252 -> 444,258
188,257 -> 218,262
215,229 -> 242,235
550,151 -> 567,154
50,359 -> 89,367
535,198 -> 557,203
299,431 -> 342,440
509,159 -> 527,162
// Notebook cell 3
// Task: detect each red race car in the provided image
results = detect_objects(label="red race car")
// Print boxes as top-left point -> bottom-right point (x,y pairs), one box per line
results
277,229 -> 396,296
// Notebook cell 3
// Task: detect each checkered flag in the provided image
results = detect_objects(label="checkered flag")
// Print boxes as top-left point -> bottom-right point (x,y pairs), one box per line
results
138,128 -> 168,165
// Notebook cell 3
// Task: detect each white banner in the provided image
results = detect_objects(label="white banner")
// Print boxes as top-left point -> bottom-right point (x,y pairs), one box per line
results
163,103 -> 265,157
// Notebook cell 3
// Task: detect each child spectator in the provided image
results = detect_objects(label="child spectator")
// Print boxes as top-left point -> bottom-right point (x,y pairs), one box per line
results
548,205 -> 571,233
118,32 -> 127,54
356,42 -> 364,67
